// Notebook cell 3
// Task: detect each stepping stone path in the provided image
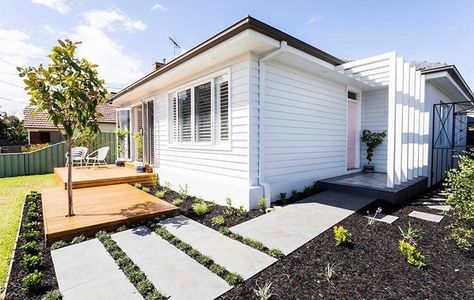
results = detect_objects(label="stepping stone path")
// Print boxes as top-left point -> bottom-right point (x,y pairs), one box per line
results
365,213 -> 399,224
426,204 -> 451,212
231,191 -> 375,255
51,239 -> 141,300
408,211 -> 444,223
159,215 -> 277,280
112,226 -> 231,300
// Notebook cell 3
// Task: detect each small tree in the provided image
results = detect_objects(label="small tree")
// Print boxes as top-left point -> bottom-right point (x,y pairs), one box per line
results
115,128 -> 129,160
361,129 -> 387,165
133,131 -> 143,161
19,40 -> 108,216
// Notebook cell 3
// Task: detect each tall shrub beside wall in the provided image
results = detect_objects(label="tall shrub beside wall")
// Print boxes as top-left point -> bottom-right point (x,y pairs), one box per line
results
0,132 -> 115,178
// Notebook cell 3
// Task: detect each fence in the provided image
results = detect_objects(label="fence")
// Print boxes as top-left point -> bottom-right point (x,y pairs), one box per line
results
0,132 -> 116,178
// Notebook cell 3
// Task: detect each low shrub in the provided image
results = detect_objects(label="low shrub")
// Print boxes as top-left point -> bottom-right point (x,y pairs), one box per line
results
171,198 -> 183,206
333,226 -> 352,246
176,241 -> 191,252
134,182 -> 143,189
116,225 -> 128,232
128,270 -> 146,284
24,229 -> 41,242
155,191 -> 165,199
20,241 -> 39,254
137,279 -> 154,295
225,272 -> 243,285
24,221 -> 40,230
268,248 -> 284,259
26,211 -> 41,221
192,202 -> 209,216
210,264 -> 225,276
23,253 -> 42,270
399,240 -> 427,268
196,255 -> 213,267
219,226 -> 231,235
146,290 -> 166,300
51,240 -> 67,250
279,192 -> 287,204
178,183 -> 189,198
258,198 -> 267,212
71,235 -> 86,244
22,271 -> 42,293
236,205 -> 246,217
142,187 -> 150,193
211,215 -> 226,226
43,289 -> 62,300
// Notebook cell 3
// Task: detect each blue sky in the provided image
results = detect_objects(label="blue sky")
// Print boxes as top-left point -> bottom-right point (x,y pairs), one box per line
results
0,0 -> 473,116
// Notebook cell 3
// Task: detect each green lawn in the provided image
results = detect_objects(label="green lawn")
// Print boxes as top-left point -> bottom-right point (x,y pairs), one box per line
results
0,174 -> 56,291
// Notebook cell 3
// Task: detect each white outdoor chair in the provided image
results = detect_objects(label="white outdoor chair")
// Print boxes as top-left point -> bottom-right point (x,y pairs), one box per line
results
86,147 -> 110,167
65,147 -> 88,168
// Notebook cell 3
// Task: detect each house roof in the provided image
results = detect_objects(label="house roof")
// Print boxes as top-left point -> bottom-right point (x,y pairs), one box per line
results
109,16 -> 344,103
23,103 -> 117,129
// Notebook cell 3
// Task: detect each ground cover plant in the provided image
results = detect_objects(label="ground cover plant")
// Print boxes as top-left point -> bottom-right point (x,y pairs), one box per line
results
0,174 -> 56,291
219,188 -> 474,299
5,191 -> 60,300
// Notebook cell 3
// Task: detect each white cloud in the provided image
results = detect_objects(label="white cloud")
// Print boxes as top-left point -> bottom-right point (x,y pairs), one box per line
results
41,24 -> 55,34
84,9 -> 147,33
307,15 -> 322,24
151,3 -> 167,12
71,9 -> 146,87
0,29 -> 44,114
31,0 -> 69,14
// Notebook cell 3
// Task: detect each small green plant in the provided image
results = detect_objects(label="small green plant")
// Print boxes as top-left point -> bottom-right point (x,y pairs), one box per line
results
225,272 -> 243,285
137,279 -> 154,295
192,202 -> 209,216
51,240 -> 67,250
162,181 -> 172,191
116,225 -> 128,232
142,186 -> 150,193
333,226 -> 352,246
43,289 -> 63,300
398,223 -> 423,245
279,192 -> 287,204
219,226 -> 231,235
236,205 -> 246,217
178,183 -> 189,198
23,254 -> 42,270
367,207 -> 382,225
211,215 -> 226,226
24,229 -> 41,241
253,281 -> 273,300
155,191 -> 166,199
134,182 -> 143,189
133,132 -> 144,161
324,262 -> 336,283
361,129 -> 387,165
24,221 -> 40,230
398,240 -> 427,268
196,255 -> 213,266
20,241 -> 39,254
22,271 -> 42,293
258,198 -> 267,212
171,198 -> 184,206
269,248 -> 284,259
71,235 -> 86,244
304,185 -> 312,195
224,197 -> 234,216
210,264 -> 226,276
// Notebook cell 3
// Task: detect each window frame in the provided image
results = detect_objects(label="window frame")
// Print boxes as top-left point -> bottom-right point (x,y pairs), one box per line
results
167,68 -> 231,150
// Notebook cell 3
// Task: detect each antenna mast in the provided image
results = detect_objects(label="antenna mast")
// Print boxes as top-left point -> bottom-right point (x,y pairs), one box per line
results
169,36 -> 181,57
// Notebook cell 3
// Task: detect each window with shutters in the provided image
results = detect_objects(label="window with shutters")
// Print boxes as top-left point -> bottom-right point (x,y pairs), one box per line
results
168,71 -> 230,146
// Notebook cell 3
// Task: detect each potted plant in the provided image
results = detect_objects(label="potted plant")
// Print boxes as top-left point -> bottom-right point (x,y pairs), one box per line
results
361,129 -> 387,173
133,132 -> 145,173
115,128 -> 129,167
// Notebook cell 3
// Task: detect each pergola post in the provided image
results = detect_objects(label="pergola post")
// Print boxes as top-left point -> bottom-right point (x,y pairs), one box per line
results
386,52 -> 397,188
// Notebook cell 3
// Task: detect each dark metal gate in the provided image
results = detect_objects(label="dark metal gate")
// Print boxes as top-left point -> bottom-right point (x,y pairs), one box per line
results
431,101 -> 474,185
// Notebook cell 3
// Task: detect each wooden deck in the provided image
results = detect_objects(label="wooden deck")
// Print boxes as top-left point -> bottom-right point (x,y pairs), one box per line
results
42,184 -> 178,245
54,165 -> 157,189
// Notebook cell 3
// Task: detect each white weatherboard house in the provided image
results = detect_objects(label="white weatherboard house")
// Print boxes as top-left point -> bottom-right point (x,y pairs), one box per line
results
110,17 -> 474,209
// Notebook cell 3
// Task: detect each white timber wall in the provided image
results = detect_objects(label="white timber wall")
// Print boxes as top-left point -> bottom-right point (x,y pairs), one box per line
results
153,54 -> 263,209
360,88 -> 388,172
261,61 -> 347,201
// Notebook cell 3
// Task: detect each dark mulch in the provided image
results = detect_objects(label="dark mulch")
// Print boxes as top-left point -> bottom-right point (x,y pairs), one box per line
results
219,189 -> 474,300
149,186 -> 264,230
5,194 -> 58,300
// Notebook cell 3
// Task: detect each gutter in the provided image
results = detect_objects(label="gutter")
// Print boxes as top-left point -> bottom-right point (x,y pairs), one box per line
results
258,41 -> 288,204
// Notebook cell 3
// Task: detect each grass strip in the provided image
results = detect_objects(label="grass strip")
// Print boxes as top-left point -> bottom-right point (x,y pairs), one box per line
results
151,224 -> 243,286
218,227 -> 285,259
96,231 -> 166,300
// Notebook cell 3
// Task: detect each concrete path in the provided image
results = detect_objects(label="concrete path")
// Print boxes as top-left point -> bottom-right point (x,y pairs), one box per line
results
51,239 -> 141,300
231,191 -> 375,255
409,211 -> 444,223
112,226 -> 231,300
160,215 -> 277,280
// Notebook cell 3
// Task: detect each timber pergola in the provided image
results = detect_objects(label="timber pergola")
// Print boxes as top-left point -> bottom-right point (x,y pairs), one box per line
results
336,52 -> 428,188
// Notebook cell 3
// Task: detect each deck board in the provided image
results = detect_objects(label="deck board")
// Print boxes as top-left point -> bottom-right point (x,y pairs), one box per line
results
54,165 -> 156,189
42,184 -> 178,245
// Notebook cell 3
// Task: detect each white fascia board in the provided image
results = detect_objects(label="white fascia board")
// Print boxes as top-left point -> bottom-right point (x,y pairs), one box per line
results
425,71 -> 472,104
284,44 -> 336,70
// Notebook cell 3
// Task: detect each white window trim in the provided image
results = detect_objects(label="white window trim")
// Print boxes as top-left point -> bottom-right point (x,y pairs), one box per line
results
167,67 -> 232,150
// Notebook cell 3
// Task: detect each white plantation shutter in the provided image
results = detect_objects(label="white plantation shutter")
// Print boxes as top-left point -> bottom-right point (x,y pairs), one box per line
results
216,77 -> 229,141
194,82 -> 212,142
178,89 -> 191,142
169,93 -> 177,143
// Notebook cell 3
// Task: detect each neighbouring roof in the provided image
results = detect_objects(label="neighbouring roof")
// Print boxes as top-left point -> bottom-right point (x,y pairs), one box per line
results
410,61 -> 448,71
23,103 -> 117,129
109,16 -> 344,103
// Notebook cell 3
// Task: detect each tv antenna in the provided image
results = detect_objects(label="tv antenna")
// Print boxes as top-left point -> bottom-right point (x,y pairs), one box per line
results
169,36 -> 181,57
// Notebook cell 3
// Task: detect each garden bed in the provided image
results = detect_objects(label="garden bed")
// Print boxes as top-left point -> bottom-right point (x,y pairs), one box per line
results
219,189 -> 474,299
5,192 -> 59,300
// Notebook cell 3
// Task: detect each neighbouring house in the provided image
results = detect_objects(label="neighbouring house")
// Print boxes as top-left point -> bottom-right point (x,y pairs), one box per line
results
23,103 -> 117,144
110,16 -> 474,209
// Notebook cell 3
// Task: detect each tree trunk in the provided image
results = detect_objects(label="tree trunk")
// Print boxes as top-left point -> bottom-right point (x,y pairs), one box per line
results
67,137 -> 74,216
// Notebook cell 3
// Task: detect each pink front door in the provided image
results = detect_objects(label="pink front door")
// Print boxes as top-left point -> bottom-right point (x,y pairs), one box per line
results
347,100 -> 357,169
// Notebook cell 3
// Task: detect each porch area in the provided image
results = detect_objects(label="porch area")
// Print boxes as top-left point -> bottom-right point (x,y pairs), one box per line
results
319,172 -> 428,204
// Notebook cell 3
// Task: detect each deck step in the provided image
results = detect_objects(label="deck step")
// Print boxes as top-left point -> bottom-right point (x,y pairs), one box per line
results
160,215 -> 277,280
51,239 -> 141,300
112,226 -> 231,300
